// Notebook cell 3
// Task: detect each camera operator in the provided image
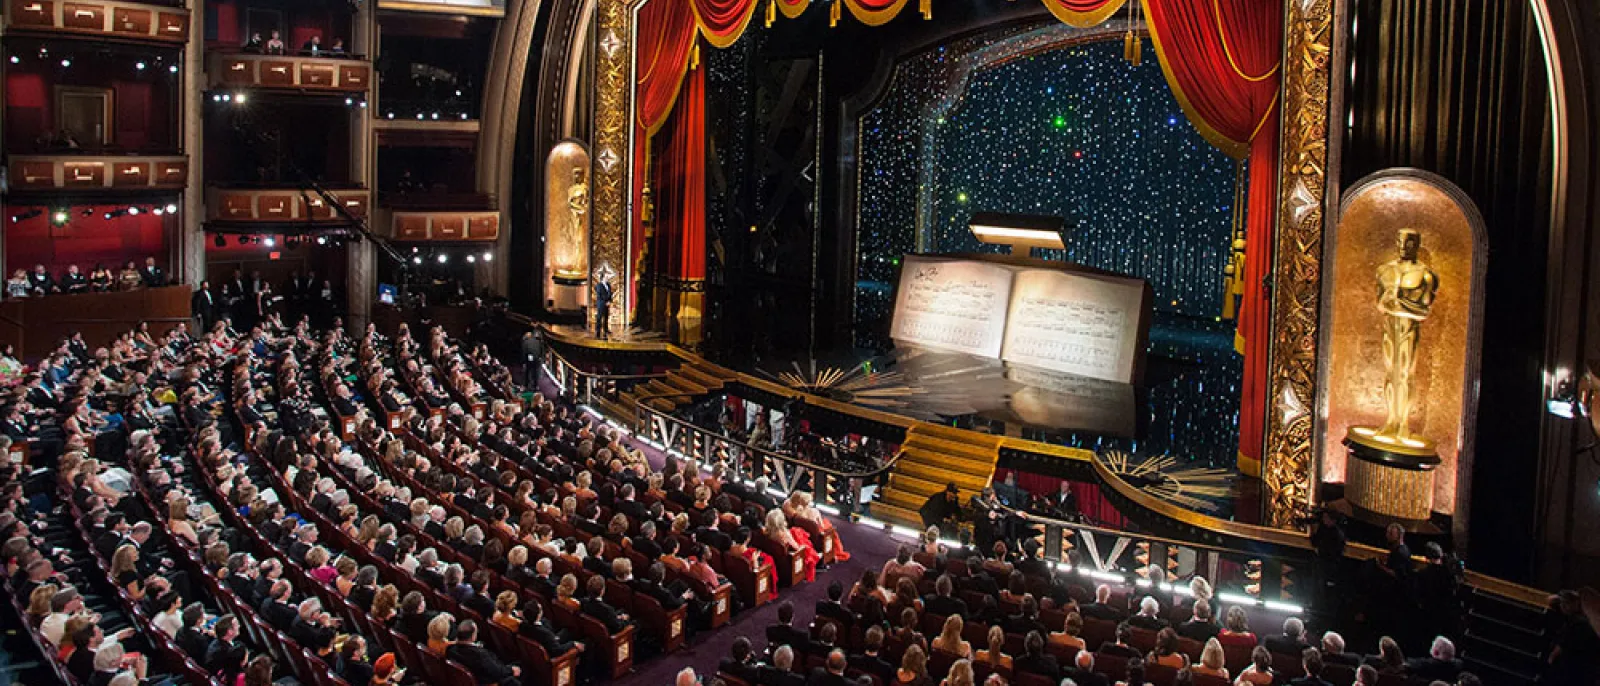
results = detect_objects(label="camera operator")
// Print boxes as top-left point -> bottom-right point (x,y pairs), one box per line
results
1306,508 -> 1347,616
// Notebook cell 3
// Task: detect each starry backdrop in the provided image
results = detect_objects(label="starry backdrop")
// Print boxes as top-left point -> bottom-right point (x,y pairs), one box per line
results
855,27 -> 1246,470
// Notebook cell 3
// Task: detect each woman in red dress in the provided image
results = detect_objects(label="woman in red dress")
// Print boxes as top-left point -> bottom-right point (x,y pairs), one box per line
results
765,509 -> 818,582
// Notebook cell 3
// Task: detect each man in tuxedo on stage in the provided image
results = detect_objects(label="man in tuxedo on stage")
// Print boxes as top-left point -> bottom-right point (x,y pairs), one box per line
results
593,268 -> 614,340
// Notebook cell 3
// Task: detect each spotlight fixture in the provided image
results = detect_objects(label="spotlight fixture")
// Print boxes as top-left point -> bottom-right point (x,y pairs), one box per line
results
213,94 -> 222,102
8,56 -> 18,64
359,101 -> 367,109
412,256 -> 422,265
238,235 -> 249,245
234,92 -> 246,104
165,203 -> 178,213
316,236 -> 328,245
221,93 -> 231,102
127,206 -> 140,216
415,113 -> 424,120
967,211 -> 1068,253
345,97 -> 354,106
59,58 -> 70,68
10,209 -> 42,222
80,209 -> 93,217
466,254 -> 476,264
460,113 -> 468,120
50,209 -> 69,226
151,206 -> 164,216
437,254 -> 448,264
168,65 -> 177,73
263,236 -> 275,247
430,112 -> 439,120
386,112 -> 395,119
135,61 -> 146,70
482,252 -> 493,262
215,234 -> 226,248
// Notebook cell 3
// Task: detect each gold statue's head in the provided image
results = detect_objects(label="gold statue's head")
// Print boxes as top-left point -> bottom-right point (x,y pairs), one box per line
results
1397,228 -> 1422,259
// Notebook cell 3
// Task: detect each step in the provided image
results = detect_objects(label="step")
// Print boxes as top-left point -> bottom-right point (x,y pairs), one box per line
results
1460,630 -> 1545,669
898,446 -> 998,475
661,373 -> 709,396
1466,607 -> 1550,650
881,487 -> 949,513
1469,588 -> 1551,632
869,501 -> 925,530
910,423 -> 1004,450
889,472 -> 985,500
1460,655 -> 1536,686
903,432 -> 1001,463
678,363 -> 728,388
896,459 -> 993,491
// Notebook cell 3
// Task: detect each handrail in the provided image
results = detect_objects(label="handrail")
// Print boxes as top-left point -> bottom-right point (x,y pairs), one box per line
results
546,347 -> 666,383
634,399 -> 905,480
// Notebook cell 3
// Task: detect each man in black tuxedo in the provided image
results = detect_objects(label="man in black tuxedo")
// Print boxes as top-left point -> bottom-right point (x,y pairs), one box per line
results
94,513 -> 130,559
631,521 -> 663,559
1049,480 -> 1079,519
1290,649 -> 1335,686
815,581 -> 855,626
806,650 -> 851,686
1176,599 -> 1221,642
1062,651 -> 1110,686
140,256 -> 165,287
579,575 -> 631,633
27,264 -> 56,294
330,384 -> 359,417
205,616 -> 249,679
192,282 -> 217,330
766,602 -> 809,655
521,600 -> 582,655
720,637 -> 763,684
759,646 -> 806,686
1005,596 -> 1050,637
922,574 -> 969,619
60,265 -> 88,293
1127,596 -> 1168,631
446,620 -> 523,686
258,580 -> 297,630
694,510 -> 733,552
848,627 -> 896,683
397,593 -> 437,644
1403,637 -> 1463,683
1319,631 -> 1363,668
1264,617 -> 1311,657
1098,624 -> 1142,661
616,484 -> 649,521
1080,584 -> 1126,622
1012,632 -> 1061,681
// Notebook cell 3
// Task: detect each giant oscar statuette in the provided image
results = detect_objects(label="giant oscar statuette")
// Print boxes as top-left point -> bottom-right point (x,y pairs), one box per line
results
1343,228 -> 1443,523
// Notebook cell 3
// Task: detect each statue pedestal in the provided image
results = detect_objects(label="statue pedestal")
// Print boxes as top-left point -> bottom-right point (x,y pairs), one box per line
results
551,273 -> 587,313
1342,428 -> 1440,524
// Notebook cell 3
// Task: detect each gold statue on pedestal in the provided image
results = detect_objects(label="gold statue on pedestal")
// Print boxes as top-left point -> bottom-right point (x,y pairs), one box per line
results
1350,228 -> 1440,453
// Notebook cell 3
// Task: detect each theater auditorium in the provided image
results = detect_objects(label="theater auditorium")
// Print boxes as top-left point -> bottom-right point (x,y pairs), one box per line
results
2,1 -> 1599,686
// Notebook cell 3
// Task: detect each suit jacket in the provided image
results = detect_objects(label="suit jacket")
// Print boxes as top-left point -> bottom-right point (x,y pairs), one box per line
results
720,657 -> 763,684
447,642 -> 517,685
815,600 -> 855,626
1127,614 -> 1168,631
1324,651 -> 1363,668
290,616 -> 335,652
1288,678 -> 1333,686
767,623 -> 810,653
176,626 -> 211,659
260,598 -> 297,629
806,669 -> 852,686
1004,614 -> 1049,637
523,617 -> 578,655
630,578 -> 686,610
581,596 -> 629,633
1263,635 -> 1309,657
758,666 -> 807,686
1176,619 -> 1221,643
1013,653 -> 1060,680
923,595 -> 969,618
1062,667 -> 1108,686
631,536 -> 663,559
1079,603 -> 1125,622
205,637 -> 249,676
1403,657 -> 1462,682
848,652 -> 896,682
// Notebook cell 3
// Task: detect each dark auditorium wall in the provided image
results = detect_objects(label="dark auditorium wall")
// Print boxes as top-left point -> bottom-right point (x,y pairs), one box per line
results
4,64 -> 180,153
1339,0 -> 1588,585
3,205 -> 176,274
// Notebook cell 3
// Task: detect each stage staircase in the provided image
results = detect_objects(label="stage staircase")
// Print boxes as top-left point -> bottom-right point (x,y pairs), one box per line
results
591,357 -> 733,426
870,423 -> 1002,530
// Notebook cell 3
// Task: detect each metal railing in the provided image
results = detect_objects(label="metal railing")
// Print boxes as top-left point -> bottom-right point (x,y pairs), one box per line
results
628,394 -> 904,518
544,348 -> 665,407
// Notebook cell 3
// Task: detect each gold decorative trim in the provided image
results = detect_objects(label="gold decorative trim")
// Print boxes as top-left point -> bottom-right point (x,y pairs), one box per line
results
593,0 -> 632,335
1040,0 -> 1128,28
1263,0 -> 1334,528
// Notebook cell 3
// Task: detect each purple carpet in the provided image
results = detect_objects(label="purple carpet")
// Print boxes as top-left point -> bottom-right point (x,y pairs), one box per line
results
613,515 -> 911,686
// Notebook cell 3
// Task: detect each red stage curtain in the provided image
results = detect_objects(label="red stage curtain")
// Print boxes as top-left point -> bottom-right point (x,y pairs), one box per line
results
1143,0 -> 1280,472
635,0 -> 699,136
654,65 -> 708,281
1040,0 -> 1127,27
692,0 -> 760,48
994,467 -> 1129,530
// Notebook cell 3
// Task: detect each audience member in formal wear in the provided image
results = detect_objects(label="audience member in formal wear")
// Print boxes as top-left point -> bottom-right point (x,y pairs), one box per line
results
446,620 -> 523,686
1404,636 -> 1462,682
808,650 -> 852,686
1147,628 -> 1189,668
1128,596 -> 1168,631
1191,638 -> 1227,680
1050,611 -> 1088,652
1013,631 -> 1060,681
1320,631 -> 1361,668
760,645 -> 807,686
850,627 -> 897,682
1064,652 -> 1109,686
1289,649 -> 1333,686
896,645 -> 933,686
1234,646 -> 1275,685
767,601 -> 809,654
1216,606 -> 1258,648
1081,585 -> 1126,622
931,614 -> 972,658
973,625 -> 1012,671
923,575 -> 968,618
1264,617 -> 1311,657
1176,599 -> 1220,642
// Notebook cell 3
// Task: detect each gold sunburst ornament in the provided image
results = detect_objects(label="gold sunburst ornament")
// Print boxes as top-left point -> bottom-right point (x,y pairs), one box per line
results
763,360 -> 919,408
1098,449 -> 1233,512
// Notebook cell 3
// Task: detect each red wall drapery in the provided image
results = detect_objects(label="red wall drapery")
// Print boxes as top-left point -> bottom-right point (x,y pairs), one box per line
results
692,0 -> 761,48
654,65 -> 708,281
993,467 -> 1130,530
1142,0 -> 1281,472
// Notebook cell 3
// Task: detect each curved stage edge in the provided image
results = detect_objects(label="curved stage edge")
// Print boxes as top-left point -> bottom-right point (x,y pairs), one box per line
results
528,321 -> 1549,611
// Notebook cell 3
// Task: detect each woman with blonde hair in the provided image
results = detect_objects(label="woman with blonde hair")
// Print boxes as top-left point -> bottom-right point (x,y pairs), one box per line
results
554,574 -> 580,611
1217,606 -> 1257,647
26,584 -> 56,626
333,556 -> 359,596
973,626 -> 1011,670
574,471 -> 595,499
1050,611 -> 1087,651
786,492 -> 850,561
444,516 -> 466,542
355,515 -> 381,549
426,613 -> 455,654
1193,638 -> 1228,679
111,544 -> 147,600
942,659 -> 975,686
763,508 -> 818,582
492,590 -> 523,631
932,614 -> 972,658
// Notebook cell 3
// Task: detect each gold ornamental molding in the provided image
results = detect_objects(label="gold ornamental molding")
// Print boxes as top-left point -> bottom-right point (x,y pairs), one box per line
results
592,0 -> 633,335
1263,0 -> 1336,528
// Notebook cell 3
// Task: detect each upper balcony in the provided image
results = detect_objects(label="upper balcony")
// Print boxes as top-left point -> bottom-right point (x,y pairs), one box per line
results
208,51 -> 370,94
7,153 -> 187,193
204,184 -> 369,225
3,0 -> 189,45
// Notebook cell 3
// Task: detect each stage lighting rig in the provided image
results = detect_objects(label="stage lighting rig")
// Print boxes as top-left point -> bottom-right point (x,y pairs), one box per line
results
11,209 -> 42,223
